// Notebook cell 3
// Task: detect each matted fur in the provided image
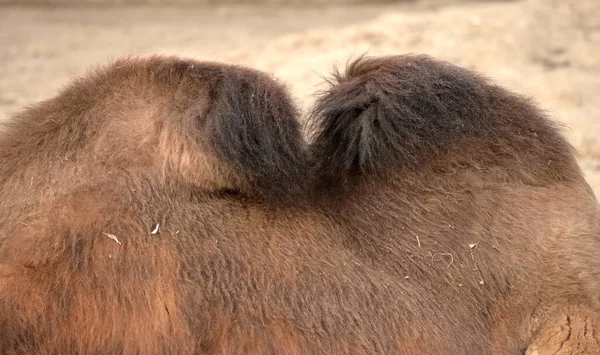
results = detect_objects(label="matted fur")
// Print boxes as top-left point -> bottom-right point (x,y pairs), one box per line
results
0,54 -> 599,354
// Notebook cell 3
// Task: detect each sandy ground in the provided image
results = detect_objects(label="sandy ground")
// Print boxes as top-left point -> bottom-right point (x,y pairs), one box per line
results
1,0 -> 599,196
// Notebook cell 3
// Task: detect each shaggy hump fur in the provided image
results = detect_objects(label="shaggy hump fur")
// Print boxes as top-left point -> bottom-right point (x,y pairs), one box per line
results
0,56 -> 312,354
307,55 -> 579,186
0,56 -> 307,204
1,54 -> 599,354
201,64 -> 307,201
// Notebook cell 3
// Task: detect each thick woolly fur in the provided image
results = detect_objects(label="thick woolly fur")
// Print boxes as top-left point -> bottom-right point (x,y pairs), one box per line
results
307,55 -> 600,354
0,54 -> 599,354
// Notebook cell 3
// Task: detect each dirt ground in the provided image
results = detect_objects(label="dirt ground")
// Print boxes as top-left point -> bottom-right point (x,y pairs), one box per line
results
1,0 -> 599,196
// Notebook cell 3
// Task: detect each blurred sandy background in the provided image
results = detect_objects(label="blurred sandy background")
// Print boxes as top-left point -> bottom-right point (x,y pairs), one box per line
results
1,0 -> 599,196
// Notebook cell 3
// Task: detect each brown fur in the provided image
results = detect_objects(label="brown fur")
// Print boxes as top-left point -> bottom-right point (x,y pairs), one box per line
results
0,54 -> 599,354
306,54 -> 600,354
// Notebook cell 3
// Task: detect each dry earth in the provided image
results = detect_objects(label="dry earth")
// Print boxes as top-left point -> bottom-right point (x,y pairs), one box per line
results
0,0 -> 599,196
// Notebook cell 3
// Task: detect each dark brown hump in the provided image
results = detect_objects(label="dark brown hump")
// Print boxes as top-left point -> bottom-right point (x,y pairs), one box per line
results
307,54 -> 579,187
